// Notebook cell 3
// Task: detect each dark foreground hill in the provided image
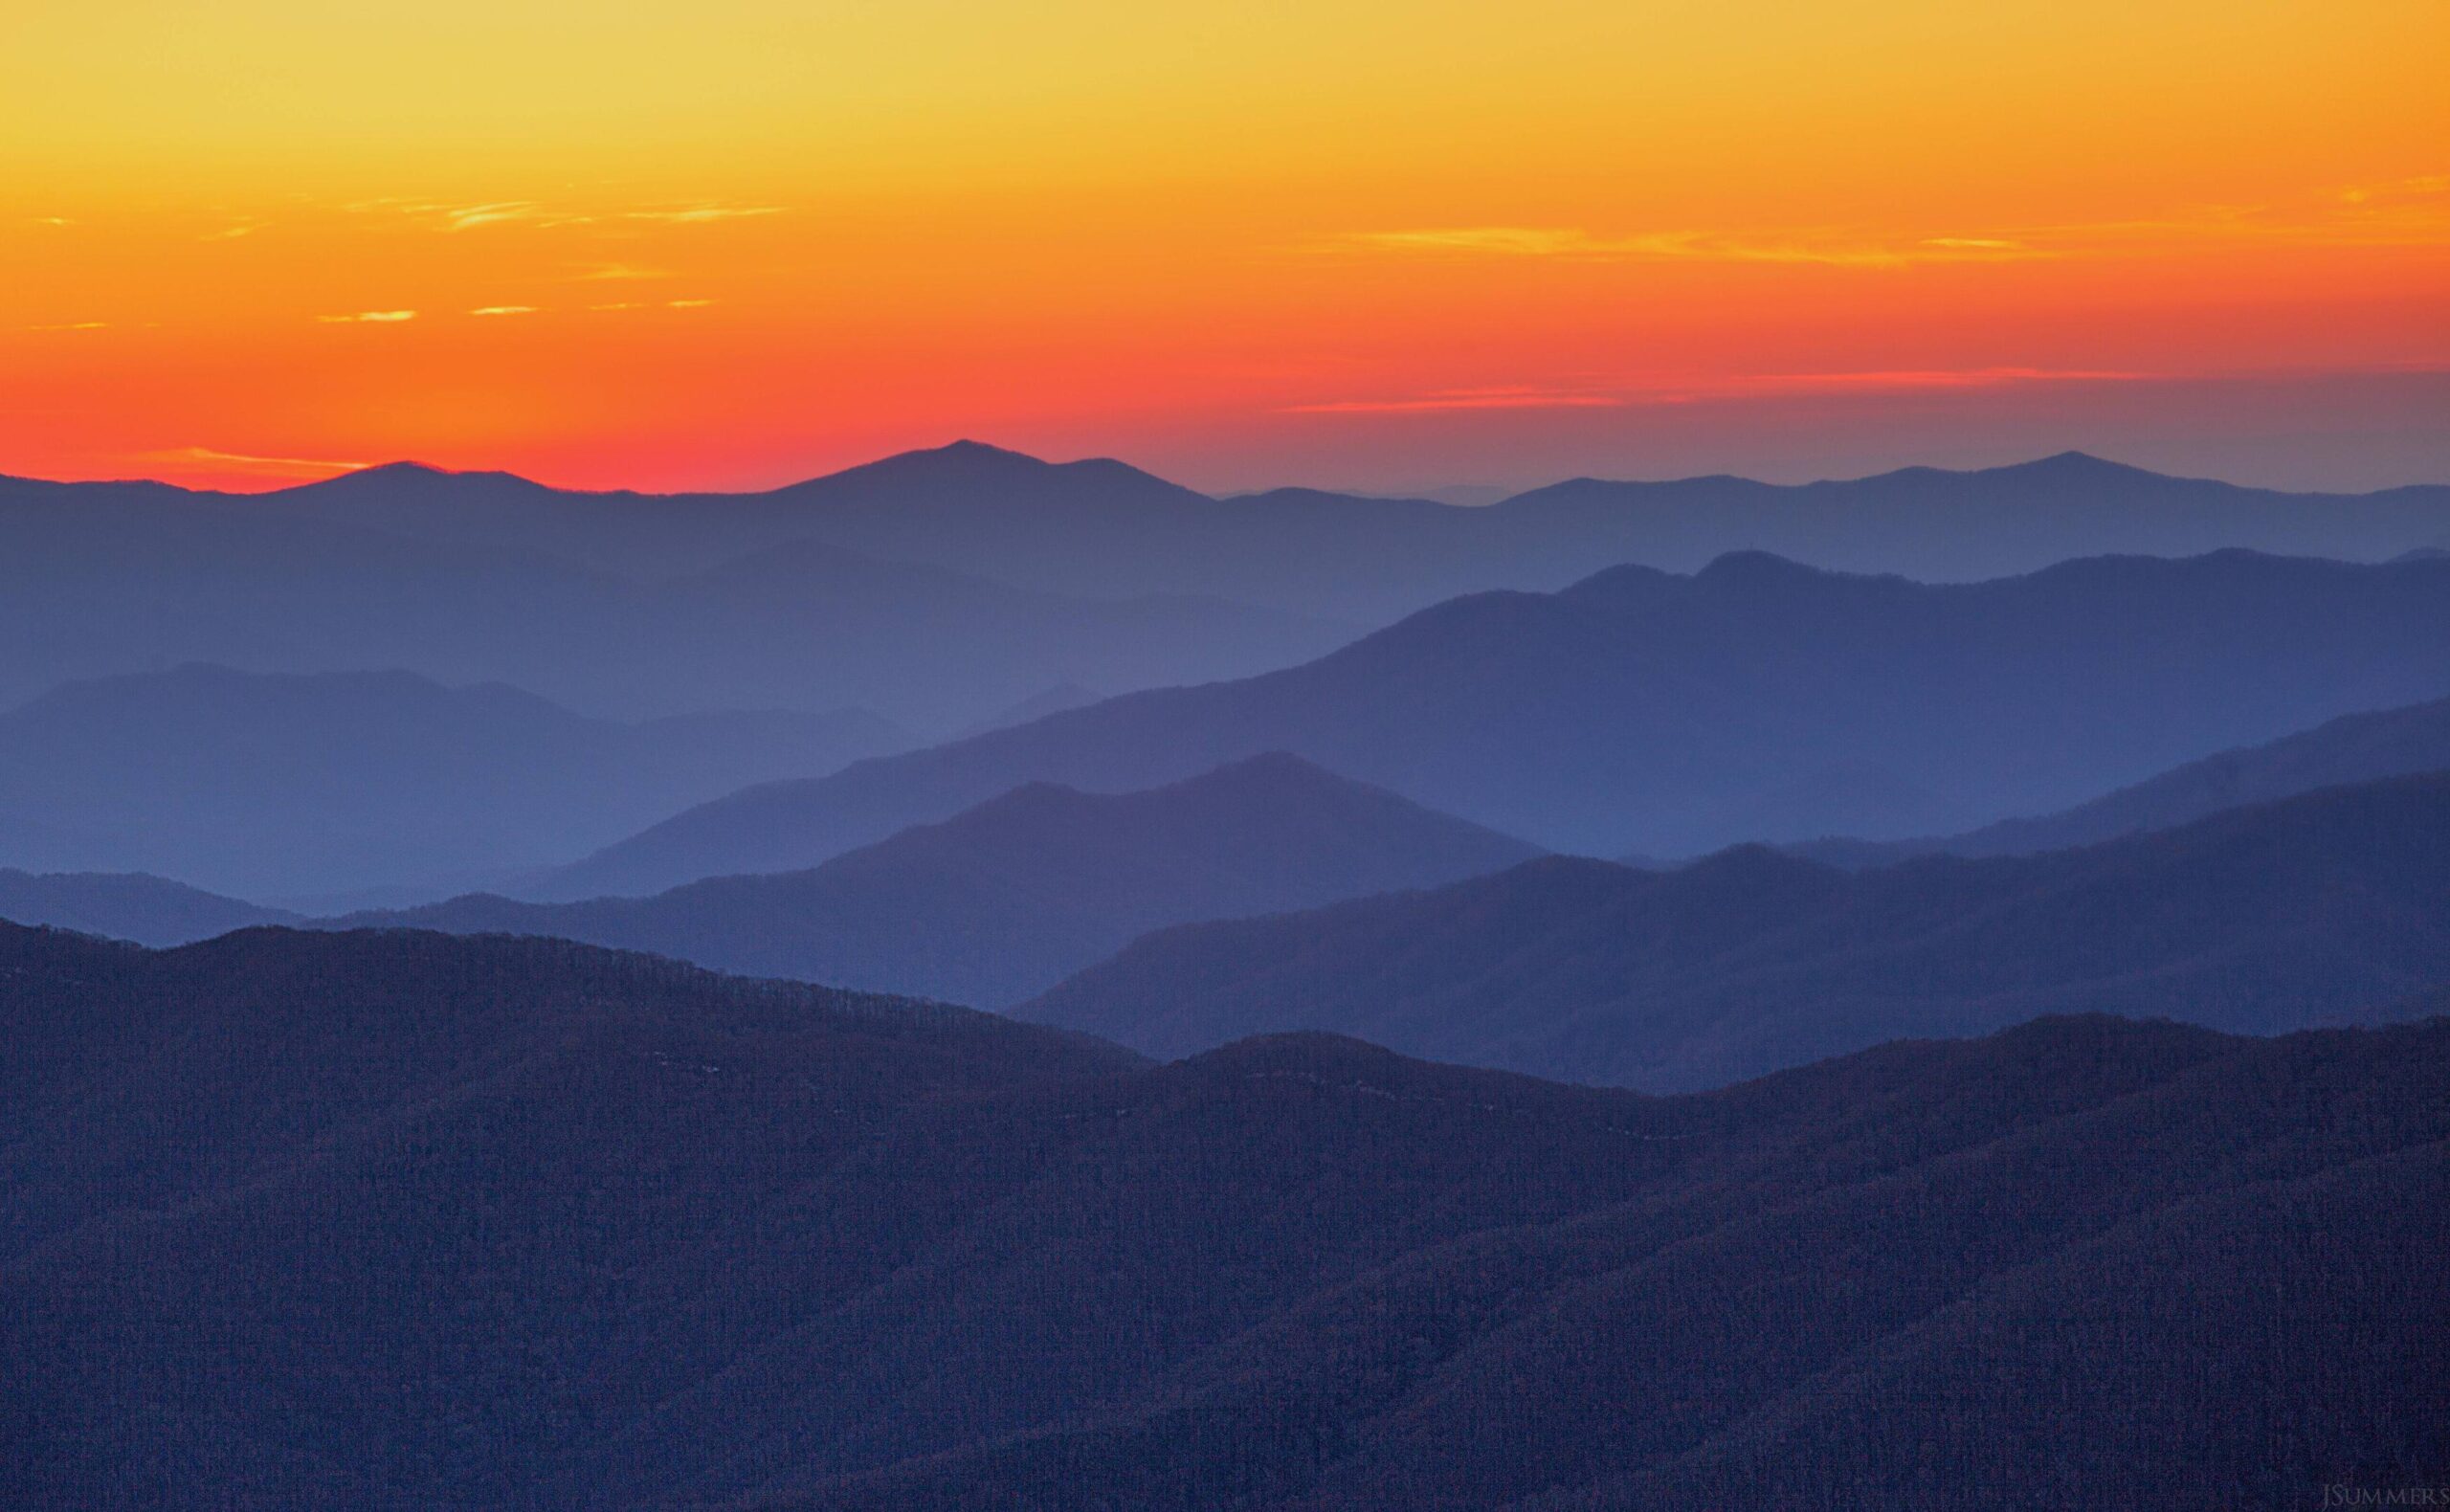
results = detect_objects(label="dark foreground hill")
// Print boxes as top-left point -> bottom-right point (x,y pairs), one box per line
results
2,921 -> 2442,1509
546,548 -> 2450,895
1026,771 -> 2450,1090
1794,691 -> 2450,865
0,664 -> 910,898
338,754 -> 1541,1007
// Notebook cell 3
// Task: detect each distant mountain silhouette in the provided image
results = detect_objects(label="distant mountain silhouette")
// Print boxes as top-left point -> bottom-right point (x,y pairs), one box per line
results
953,679 -> 1104,739
0,869 -> 297,945
1025,771 -> 2450,1090
0,665 -> 912,897
236,442 -> 2450,620
338,754 -> 1540,1006
3,916 -> 2440,1507
1793,692 -> 2450,866
545,549 -> 2450,894
11,444 -> 2450,723
0,459 -> 1351,728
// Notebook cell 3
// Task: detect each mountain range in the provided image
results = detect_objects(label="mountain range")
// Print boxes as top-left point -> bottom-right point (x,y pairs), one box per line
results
0,869 -> 298,945
1025,770 -> 2450,1090
36,441 -> 2450,616
544,548 -> 2450,895
3,919 -> 2439,1509
334,754 -> 1540,1007
1792,690 -> 2450,865
0,458 -> 1350,729
0,664 -> 910,899
11,443 -> 2450,729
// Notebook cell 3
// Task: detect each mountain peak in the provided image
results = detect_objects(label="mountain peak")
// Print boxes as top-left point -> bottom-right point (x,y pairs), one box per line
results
1990,450 -> 2163,483
1694,549 -> 1830,583
282,459 -> 550,496
770,438 -> 1200,503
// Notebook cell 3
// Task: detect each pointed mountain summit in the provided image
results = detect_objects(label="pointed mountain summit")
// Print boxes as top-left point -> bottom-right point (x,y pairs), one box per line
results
1992,448 -> 2167,481
279,458 -> 566,498
1861,450 -> 2175,490
767,437 -> 1200,508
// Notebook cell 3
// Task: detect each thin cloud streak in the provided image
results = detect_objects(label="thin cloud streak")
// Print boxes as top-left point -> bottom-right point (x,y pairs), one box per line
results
621,206 -> 783,224
1332,228 -> 2051,267
392,200 -> 787,233
1286,389 -> 1625,414
317,310 -> 418,323
1336,182 -> 2450,269
159,446 -> 376,478
1288,367 -> 2154,414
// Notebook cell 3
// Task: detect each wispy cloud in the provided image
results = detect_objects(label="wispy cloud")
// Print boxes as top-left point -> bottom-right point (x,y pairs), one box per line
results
1333,181 -> 2450,271
1286,387 -> 1624,414
1330,227 -> 2050,268
621,206 -> 783,224
1285,367 -> 2151,415
2337,173 -> 2450,206
666,298 -> 716,309
469,304 -> 541,316
442,201 -> 549,231
27,321 -> 110,331
587,301 -> 646,311
372,199 -> 786,233
574,262 -> 674,281
30,216 -> 74,228
1708,367 -> 2149,396
159,446 -> 375,478
317,310 -> 418,323
202,222 -> 261,241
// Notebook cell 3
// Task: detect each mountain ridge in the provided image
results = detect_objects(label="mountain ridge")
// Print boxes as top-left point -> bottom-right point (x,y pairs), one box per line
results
4,912 -> 2440,1509
1022,769 -> 2450,1090
331,752 -> 1542,1006
541,547 -> 2450,895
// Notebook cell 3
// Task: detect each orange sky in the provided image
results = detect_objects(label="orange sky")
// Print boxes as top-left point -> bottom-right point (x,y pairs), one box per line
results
4,0 -> 2446,494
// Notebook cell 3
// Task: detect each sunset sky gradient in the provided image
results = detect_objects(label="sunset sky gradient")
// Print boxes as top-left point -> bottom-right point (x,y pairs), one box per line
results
5,0 -> 2446,494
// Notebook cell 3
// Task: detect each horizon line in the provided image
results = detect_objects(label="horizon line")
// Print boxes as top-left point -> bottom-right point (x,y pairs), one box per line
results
6,441 -> 2427,503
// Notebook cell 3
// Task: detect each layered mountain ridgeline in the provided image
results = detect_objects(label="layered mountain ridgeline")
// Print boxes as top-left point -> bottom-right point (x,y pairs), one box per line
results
3,920 -> 2441,1508
1026,771 -> 2450,1091
0,869 -> 296,945
0,664 -> 912,899
332,755 -> 1541,1007
20,443 -> 2450,623
1793,691 -> 2450,866
11,445 -> 2450,723
280,444 -> 2450,616
0,922 -> 1132,1271
952,679 -> 1105,739
0,462 -> 1350,729
546,549 -> 2450,895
